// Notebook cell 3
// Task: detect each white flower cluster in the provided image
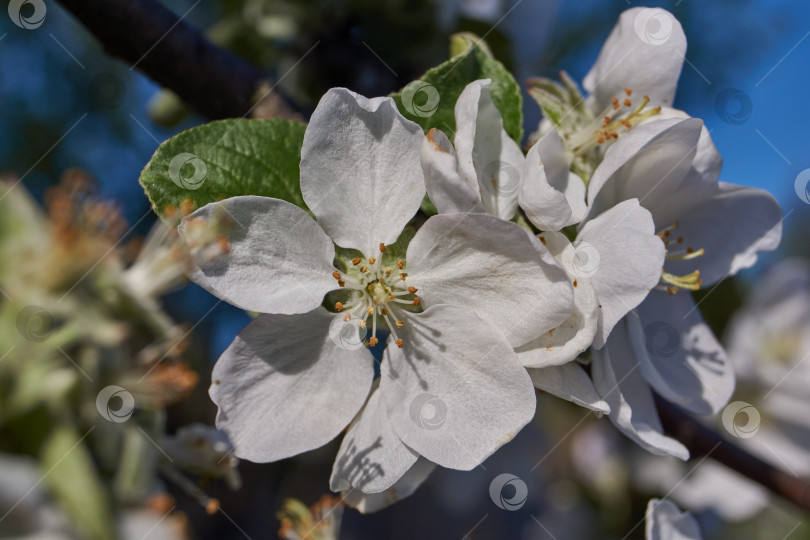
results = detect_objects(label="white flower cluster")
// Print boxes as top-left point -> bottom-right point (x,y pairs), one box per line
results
177,8 -> 781,515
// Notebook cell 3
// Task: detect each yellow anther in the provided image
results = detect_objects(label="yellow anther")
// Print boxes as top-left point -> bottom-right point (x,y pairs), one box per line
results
384,268 -> 392,276
369,337 -> 378,347
412,297 -> 421,306
335,302 -> 344,312
395,339 -> 404,348
360,266 -> 369,273
400,273 -> 408,280
366,306 -> 374,315
395,320 -> 405,328
661,270 -> 702,291
396,260 -> 404,270
407,286 -> 418,294
359,320 -> 366,328
368,257 -> 376,265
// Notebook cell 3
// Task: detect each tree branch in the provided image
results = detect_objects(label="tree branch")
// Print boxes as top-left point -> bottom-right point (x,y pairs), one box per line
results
55,0 -> 302,120
655,393 -> 810,513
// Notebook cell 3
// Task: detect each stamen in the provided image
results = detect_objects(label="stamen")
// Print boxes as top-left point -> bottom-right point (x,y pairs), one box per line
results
368,257 -> 376,265
379,243 -> 387,253
352,258 -> 362,266
332,270 -> 342,281
565,93 -> 660,157
396,339 -> 404,348
661,270 -> 702,291
407,286 -> 418,293
412,297 -> 421,306
396,260 -> 404,270
335,302 -> 344,312
360,266 -> 369,273
369,337 -> 378,347
667,248 -> 705,261
395,320 -> 405,328
343,313 -> 351,321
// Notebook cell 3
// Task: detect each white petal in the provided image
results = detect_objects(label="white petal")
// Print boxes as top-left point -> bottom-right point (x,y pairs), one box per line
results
562,172 -> 588,225
330,381 -> 418,495
518,131 -> 573,231
381,305 -> 536,470
528,363 -> 610,414
578,199 -> 665,348
583,7 -> 686,109
406,213 -> 573,347
586,117 -> 701,219
629,293 -> 734,415
659,180 -> 783,287
516,232 -> 598,367
210,309 -> 374,462
341,458 -> 436,514
454,79 -> 524,220
421,128 -> 484,214
179,196 -> 337,314
591,319 -> 689,460
646,499 -> 703,540
650,107 -> 722,183
300,88 -> 425,256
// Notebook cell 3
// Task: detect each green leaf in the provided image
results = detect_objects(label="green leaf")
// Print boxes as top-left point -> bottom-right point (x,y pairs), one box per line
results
391,32 -> 523,143
41,425 -> 117,540
139,118 -> 308,219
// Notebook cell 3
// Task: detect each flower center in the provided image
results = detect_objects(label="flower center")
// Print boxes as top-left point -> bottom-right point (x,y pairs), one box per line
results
330,242 -> 421,348
655,221 -> 705,294
564,89 -> 662,158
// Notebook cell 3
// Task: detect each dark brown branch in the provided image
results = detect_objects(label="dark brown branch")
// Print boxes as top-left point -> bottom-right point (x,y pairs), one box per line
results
55,0 -> 302,120
655,393 -> 810,513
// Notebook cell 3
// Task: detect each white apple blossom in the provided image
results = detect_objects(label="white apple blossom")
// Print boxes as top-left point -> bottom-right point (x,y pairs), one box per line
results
646,499 -> 703,540
422,79 -> 616,413
587,117 -> 782,459
527,7 -> 722,185
179,87 -> 574,511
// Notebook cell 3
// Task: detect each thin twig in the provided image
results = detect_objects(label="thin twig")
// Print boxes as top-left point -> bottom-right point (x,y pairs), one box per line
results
655,393 -> 810,513
55,0 -> 303,120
